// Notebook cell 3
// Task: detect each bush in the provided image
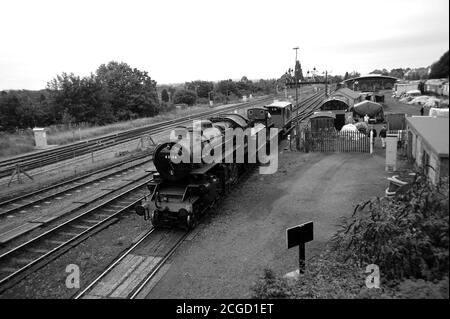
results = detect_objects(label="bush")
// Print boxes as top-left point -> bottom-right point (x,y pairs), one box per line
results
251,255 -> 449,299
173,89 -> 197,106
331,173 -> 449,281
251,268 -> 294,299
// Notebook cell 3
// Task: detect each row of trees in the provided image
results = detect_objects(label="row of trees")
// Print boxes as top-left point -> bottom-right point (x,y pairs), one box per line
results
159,77 -> 278,107
368,50 -> 449,80
0,61 -> 160,131
0,66 -> 280,131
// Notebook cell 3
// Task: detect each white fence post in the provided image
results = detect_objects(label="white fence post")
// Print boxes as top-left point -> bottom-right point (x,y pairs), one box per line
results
370,130 -> 373,154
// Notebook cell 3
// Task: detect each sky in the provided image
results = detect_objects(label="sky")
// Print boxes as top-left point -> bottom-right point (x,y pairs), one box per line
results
0,0 -> 449,90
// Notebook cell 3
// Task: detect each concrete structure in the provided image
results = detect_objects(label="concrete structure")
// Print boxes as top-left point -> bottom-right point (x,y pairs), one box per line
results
32,127 -> 48,148
344,74 -> 399,91
406,117 -> 449,184
394,81 -> 421,96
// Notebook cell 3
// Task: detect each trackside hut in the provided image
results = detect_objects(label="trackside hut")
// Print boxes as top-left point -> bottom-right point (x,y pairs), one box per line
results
407,117 -> 449,184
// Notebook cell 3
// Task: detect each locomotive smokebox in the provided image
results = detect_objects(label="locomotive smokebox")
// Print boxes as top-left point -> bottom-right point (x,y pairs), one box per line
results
153,142 -> 194,182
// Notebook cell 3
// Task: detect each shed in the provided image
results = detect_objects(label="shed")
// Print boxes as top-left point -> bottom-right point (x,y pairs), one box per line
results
333,88 -> 362,106
320,96 -> 349,111
406,116 -> 449,184
310,112 -> 336,132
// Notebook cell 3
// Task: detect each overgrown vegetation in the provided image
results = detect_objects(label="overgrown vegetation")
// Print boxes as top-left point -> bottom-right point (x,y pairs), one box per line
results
252,173 -> 449,299
332,174 -> 448,281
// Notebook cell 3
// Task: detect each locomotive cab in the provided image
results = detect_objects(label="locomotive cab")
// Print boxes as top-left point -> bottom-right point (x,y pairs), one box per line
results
264,101 -> 293,136
247,107 -> 274,129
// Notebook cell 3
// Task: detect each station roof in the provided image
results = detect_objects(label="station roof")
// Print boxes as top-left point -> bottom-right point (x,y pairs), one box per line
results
407,116 -> 449,158
266,101 -> 292,108
344,74 -> 400,83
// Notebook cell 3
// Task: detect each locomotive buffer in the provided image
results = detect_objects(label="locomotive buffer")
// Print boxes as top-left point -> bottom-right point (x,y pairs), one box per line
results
286,221 -> 313,273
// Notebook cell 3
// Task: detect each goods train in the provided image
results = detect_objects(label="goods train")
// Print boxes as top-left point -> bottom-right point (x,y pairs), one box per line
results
135,100 -> 299,229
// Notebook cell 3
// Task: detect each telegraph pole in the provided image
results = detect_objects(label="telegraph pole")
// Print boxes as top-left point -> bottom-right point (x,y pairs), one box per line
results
293,47 -> 299,107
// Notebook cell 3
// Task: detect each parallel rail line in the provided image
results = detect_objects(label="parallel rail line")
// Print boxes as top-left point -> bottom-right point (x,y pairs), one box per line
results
0,152 -> 153,218
0,177 -> 151,294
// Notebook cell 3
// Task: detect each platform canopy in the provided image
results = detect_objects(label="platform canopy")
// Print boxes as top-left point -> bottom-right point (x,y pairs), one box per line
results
352,100 -> 383,117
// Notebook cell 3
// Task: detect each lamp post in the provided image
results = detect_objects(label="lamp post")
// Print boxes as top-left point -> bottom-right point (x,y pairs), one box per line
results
322,70 -> 332,97
293,47 -> 299,107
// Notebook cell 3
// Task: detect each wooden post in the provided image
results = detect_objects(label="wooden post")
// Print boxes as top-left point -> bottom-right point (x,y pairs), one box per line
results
149,136 -> 156,146
299,243 -> 305,273
8,164 -> 33,187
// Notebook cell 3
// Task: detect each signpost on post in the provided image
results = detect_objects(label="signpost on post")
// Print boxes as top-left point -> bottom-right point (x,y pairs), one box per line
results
286,221 -> 314,273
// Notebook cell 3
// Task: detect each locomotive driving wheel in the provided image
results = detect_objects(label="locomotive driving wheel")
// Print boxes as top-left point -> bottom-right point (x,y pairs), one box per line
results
186,213 -> 197,230
151,210 -> 160,228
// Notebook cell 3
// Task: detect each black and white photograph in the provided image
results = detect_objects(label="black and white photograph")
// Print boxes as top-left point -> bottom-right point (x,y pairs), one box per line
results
0,0 -> 448,308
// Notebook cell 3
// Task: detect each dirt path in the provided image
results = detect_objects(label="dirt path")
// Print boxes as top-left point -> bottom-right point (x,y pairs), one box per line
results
145,150 -> 390,299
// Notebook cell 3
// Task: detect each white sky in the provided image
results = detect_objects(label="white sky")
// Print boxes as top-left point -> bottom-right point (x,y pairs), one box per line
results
0,0 -> 449,90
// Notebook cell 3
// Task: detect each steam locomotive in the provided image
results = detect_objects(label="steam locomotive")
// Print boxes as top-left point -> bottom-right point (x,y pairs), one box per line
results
135,110 -> 274,229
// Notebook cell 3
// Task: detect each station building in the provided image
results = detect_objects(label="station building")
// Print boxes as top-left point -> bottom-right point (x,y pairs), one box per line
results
406,116 -> 449,184
344,74 -> 399,91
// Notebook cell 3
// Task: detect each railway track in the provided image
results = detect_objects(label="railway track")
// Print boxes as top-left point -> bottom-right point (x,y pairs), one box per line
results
0,96 -> 275,179
0,177 -> 151,294
0,90 -> 327,295
74,164 -> 259,299
0,95 -> 277,243
73,228 -> 189,299
0,152 -> 153,219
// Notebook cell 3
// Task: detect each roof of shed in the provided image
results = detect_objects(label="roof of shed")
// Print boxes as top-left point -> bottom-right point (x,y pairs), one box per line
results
407,116 -> 449,157
266,101 -> 292,108
335,87 -> 360,100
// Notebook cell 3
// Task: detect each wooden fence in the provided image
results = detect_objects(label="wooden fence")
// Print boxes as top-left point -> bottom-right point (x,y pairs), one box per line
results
301,130 -> 370,153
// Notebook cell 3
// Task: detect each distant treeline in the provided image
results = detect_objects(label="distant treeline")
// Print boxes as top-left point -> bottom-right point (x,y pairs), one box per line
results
0,62 -> 280,132
368,51 -> 449,80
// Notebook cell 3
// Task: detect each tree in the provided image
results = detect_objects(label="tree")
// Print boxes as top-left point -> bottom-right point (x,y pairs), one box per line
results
47,72 -> 115,125
215,80 -> 240,97
344,72 -> 349,80
295,60 -> 304,81
173,89 -> 197,106
96,61 -> 160,120
370,69 -> 389,76
0,93 -> 21,131
390,68 -> 405,79
161,89 -> 170,103
429,50 -> 449,79
350,71 -> 361,78
185,81 -> 214,99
